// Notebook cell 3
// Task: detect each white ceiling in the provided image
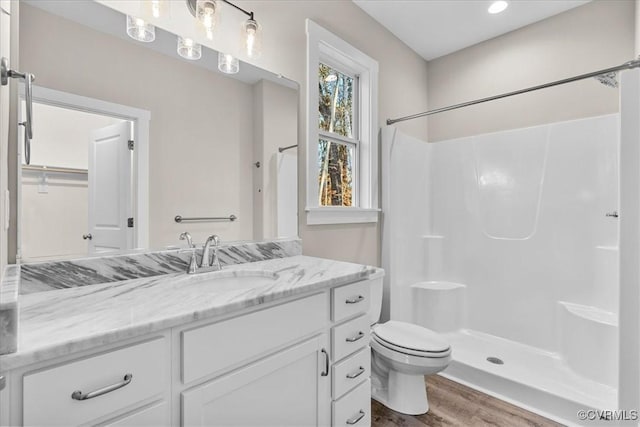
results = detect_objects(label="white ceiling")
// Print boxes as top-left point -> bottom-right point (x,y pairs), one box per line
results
353,0 -> 591,61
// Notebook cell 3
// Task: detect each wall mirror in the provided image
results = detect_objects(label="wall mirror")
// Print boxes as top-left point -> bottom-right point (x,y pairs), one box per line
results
15,0 -> 299,262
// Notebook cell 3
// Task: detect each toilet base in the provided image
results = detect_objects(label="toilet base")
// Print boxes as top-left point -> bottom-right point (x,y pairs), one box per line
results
372,370 -> 430,415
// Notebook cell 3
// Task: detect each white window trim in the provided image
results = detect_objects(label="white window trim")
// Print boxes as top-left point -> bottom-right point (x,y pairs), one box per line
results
305,19 -> 379,225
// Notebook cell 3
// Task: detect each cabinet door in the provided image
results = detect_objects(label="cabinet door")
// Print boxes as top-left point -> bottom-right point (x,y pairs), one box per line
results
182,334 -> 330,427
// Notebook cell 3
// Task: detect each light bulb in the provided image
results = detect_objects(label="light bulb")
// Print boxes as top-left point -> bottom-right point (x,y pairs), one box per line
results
126,15 -> 155,42
218,52 -> 239,74
488,1 -> 509,14
243,19 -> 261,59
141,0 -> 169,19
177,36 -> 202,60
152,1 -> 160,18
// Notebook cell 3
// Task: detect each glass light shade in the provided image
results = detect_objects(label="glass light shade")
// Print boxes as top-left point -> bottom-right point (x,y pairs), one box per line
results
218,52 -> 239,74
196,0 -> 218,40
177,37 -> 202,60
126,15 -> 155,42
143,0 -> 169,19
243,18 -> 262,59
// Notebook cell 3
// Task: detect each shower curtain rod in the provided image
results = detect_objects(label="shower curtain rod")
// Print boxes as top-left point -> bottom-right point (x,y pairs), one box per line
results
386,59 -> 640,125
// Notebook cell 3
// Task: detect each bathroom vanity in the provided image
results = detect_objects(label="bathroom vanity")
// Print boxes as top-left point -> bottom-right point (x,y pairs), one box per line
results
0,241 -> 381,426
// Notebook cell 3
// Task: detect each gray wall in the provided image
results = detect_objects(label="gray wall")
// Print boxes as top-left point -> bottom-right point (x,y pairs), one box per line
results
427,0 -> 635,142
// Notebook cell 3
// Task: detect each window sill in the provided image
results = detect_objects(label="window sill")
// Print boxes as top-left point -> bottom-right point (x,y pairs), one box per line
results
306,207 -> 380,225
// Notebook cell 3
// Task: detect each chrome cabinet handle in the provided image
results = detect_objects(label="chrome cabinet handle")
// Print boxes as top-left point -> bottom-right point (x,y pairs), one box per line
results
320,349 -> 329,377
345,295 -> 364,304
346,366 -> 365,379
82,233 -> 92,240
346,331 -> 365,343
346,410 -> 365,425
0,375 -> 5,391
71,373 -> 132,401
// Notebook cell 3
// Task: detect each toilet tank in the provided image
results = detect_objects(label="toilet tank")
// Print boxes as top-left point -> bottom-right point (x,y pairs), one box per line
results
368,269 -> 385,325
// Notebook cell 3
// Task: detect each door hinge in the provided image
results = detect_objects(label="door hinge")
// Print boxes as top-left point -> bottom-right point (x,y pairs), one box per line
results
127,217 -> 134,228
128,140 -> 134,150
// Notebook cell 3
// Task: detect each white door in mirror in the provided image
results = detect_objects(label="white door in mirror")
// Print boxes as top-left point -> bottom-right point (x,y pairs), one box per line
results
88,121 -> 132,254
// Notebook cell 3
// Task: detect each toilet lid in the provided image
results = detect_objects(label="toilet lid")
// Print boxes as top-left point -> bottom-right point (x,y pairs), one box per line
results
372,321 -> 450,353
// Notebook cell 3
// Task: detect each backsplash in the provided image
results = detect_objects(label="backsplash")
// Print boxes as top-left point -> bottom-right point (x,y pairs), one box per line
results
19,239 -> 302,294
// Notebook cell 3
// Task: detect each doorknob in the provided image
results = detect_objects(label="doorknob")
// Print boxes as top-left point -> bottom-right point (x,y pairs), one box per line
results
83,233 -> 92,240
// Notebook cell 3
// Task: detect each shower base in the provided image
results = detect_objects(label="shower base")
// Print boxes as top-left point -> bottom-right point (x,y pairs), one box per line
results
440,329 -> 617,426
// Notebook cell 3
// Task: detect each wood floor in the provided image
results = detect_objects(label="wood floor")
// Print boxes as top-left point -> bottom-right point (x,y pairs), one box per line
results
371,375 -> 564,427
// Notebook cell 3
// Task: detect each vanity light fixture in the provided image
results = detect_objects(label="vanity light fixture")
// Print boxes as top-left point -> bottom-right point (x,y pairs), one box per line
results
186,0 -> 262,59
218,52 -> 239,74
488,0 -> 509,14
126,15 -> 155,42
178,36 -> 202,60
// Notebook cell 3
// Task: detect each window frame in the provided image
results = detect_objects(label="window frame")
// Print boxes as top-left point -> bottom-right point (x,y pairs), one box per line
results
306,19 -> 379,225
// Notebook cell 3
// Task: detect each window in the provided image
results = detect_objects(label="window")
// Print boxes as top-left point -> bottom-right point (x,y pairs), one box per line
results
318,63 -> 356,207
306,20 -> 379,224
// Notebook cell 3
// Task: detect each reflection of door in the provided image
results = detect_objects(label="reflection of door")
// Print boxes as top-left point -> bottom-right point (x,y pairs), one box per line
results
88,121 -> 132,254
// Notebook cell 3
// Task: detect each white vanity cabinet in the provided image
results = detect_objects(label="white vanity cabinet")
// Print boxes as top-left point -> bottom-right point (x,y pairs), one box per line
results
1,278 -> 375,426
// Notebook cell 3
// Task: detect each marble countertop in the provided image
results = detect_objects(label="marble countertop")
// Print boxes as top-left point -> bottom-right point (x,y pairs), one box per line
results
0,255 -> 378,371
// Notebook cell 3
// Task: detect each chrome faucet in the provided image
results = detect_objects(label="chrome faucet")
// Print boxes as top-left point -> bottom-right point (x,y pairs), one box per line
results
179,232 -> 198,274
201,235 -> 221,271
179,231 -> 194,249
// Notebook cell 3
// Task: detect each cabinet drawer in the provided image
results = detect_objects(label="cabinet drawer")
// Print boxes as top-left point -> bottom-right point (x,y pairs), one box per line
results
332,280 -> 370,323
332,347 -> 370,399
23,338 -> 166,427
332,379 -> 371,427
332,315 -> 370,362
182,293 -> 327,384
101,401 -> 168,427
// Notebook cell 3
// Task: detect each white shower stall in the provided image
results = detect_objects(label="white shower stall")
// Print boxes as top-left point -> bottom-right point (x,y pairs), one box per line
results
381,70 -> 640,423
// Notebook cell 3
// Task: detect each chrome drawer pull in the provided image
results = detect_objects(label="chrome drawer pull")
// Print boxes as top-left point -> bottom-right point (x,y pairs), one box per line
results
320,348 -> 329,377
71,373 -> 133,401
345,295 -> 364,304
346,331 -> 365,343
346,410 -> 365,425
346,366 -> 365,379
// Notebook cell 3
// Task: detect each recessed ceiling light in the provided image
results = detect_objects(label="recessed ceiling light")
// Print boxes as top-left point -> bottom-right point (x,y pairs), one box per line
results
488,0 -> 509,14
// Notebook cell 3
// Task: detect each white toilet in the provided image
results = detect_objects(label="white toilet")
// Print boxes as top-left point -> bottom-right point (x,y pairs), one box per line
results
368,276 -> 452,415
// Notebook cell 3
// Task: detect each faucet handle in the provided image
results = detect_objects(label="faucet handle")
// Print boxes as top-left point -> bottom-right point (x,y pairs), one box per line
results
179,232 -> 195,248
186,249 -> 198,274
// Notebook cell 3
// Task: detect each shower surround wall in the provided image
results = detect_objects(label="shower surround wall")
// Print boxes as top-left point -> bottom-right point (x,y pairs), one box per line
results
382,114 -> 620,422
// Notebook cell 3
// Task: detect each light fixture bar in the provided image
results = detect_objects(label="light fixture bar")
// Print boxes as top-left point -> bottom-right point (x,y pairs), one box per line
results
220,0 -> 254,20
185,0 -> 255,21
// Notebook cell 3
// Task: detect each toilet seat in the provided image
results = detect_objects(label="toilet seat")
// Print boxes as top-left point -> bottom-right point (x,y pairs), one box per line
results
372,334 -> 451,358
372,321 -> 451,357
370,336 -> 451,370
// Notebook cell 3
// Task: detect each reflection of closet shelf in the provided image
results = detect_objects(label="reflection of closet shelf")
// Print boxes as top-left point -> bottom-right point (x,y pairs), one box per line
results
22,164 -> 88,175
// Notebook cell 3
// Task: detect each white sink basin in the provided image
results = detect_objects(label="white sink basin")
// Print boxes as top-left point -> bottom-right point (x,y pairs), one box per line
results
174,269 -> 279,293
